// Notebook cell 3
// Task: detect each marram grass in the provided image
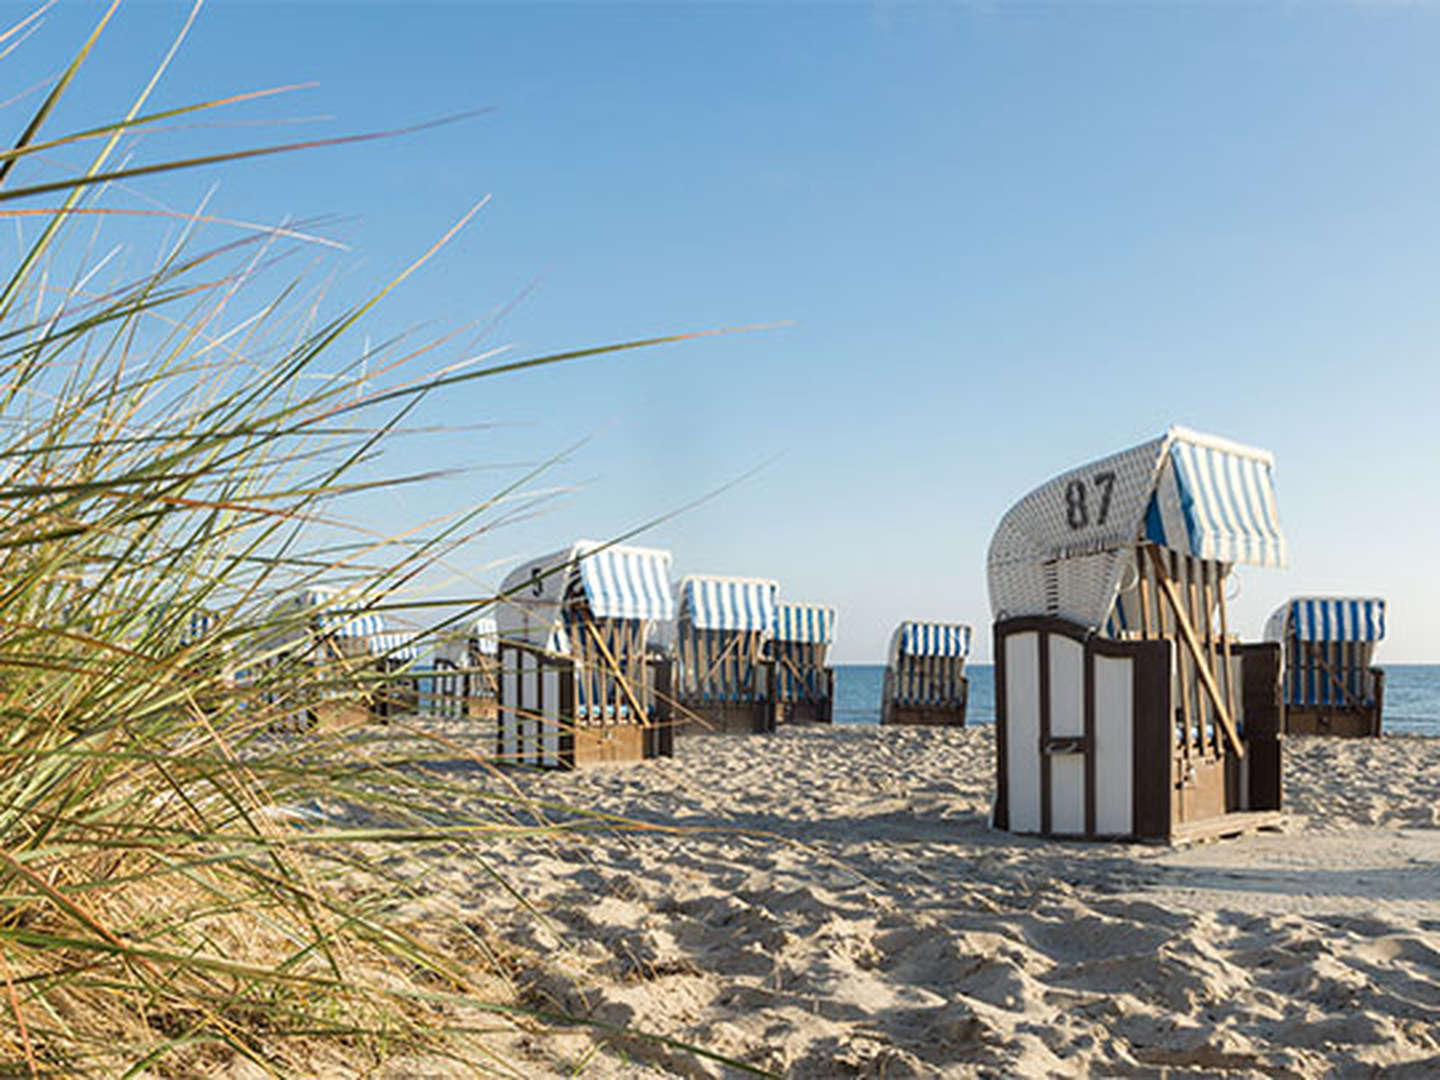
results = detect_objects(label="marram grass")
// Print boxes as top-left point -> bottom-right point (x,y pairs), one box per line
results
0,5 -> 763,1077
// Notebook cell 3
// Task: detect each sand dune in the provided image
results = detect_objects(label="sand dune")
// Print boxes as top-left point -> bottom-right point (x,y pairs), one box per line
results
337,724 -> 1440,1077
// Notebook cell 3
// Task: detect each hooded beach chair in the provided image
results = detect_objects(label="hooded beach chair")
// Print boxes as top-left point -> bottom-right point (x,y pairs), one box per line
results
987,427 -> 1288,843
1265,597 -> 1386,737
268,586 -> 394,728
495,540 -> 676,767
767,602 -> 836,724
881,621 -> 972,726
428,615 -> 500,720
673,574 -> 780,734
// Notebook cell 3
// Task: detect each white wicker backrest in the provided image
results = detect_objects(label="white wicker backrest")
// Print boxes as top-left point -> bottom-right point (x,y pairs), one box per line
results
988,436 -> 1169,629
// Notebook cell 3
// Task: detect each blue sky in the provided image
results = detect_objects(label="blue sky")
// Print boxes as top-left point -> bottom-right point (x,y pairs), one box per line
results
10,2 -> 1440,661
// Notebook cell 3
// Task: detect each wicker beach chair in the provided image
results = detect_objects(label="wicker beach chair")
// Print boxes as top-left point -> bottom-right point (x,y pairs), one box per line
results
881,621 -> 972,726
427,616 -> 500,720
988,427 -> 1287,843
268,586 -> 393,729
768,602 -> 836,725
1265,597 -> 1386,737
495,541 -> 675,768
673,574 -> 780,734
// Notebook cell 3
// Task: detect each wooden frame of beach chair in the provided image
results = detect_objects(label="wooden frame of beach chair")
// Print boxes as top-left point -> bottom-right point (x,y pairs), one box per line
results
1265,598 -> 1386,737
465,616 -> 501,719
266,588 -> 386,731
988,428 -> 1287,843
768,603 -> 836,725
421,617 -> 500,720
496,541 -> 676,768
370,631 -> 424,721
673,575 -> 779,734
882,621 -> 972,726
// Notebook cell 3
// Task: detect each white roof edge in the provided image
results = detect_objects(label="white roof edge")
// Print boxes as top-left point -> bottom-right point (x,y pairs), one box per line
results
678,573 -> 780,588
573,538 -> 674,560
1277,594 -> 1386,605
1166,425 -> 1275,466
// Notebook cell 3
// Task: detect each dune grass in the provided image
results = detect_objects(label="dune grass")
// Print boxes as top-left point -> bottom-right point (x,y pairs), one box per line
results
0,6 -> 763,1076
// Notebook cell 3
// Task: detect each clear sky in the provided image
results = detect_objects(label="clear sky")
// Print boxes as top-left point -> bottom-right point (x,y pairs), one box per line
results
10,2 -> 1440,662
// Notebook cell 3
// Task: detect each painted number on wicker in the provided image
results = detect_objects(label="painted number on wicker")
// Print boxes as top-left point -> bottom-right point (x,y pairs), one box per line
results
1064,471 -> 1117,530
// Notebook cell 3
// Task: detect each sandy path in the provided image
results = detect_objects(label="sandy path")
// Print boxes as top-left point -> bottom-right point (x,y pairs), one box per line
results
348,724 -> 1440,1078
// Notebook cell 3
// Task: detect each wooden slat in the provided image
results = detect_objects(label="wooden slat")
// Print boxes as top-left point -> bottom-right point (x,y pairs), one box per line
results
1218,565 -> 1236,745
1199,560 -> 1219,757
1146,545 -> 1245,759
1138,553 -> 1154,639
1167,551 -> 1194,763
1302,641 -> 1365,709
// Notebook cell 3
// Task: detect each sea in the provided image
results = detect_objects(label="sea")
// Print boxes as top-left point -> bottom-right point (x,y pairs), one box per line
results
833,664 -> 1440,737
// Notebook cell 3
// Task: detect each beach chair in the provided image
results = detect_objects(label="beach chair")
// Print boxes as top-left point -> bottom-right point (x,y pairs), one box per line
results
768,602 -> 836,725
427,616 -> 500,720
369,629 -> 424,719
673,574 -> 779,734
268,586 -> 392,729
495,541 -> 675,768
1265,597 -> 1386,737
988,427 -> 1287,843
882,621 -> 971,726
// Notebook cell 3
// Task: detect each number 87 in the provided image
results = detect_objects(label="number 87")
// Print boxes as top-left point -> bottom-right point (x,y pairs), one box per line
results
1064,470 -> 1116,530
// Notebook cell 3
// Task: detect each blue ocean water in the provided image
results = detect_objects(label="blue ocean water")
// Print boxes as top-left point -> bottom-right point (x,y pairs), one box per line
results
833,663 -> 1440,737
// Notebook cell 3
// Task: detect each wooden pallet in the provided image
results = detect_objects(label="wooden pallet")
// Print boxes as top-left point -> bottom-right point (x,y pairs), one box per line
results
1168,810 -> 1286,846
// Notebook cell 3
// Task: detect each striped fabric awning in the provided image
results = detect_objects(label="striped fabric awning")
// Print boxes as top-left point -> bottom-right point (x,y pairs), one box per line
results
899,621 -> 971,659
326,611 -> 387,639
773,603 -> 835,645
1143,434 -> 1286,568
290,587 -> 386,639
1278,598 -> 1386,643
678,576 -> 778,633
471,615 -> 500,655
180,611 -> 217,646
577,545 -> 675,621
371,631 -> 423,661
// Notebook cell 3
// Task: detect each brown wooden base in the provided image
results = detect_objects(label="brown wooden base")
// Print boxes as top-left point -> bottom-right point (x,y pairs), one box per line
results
1168,810 -> 1285,846
572,724 -> 647,765
1284,707 -> 1380,737
994,617 -> 1284,844
375,684 -> 418,719
777,700 -> 831,725
883,702 -> 967,727
309,699 -> 372,732
674,700 -> 775,735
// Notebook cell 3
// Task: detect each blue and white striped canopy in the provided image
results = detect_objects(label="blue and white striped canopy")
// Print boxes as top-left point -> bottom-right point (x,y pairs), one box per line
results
471,615 -> 499,655
290,588 -> 388,639
678,576 -> 778,633
577,546 -> 675,621
179,611 -> 222,647
773,603 -> 835,645
371,631 -> 423,661
898,621 -> 971,659
325,611 -> 386,639
1143,436 -> 1286,568
1279,598 -> 1386,643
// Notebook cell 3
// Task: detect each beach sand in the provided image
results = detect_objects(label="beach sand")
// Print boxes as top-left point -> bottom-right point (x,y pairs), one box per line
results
348,723 -> 1440,1077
